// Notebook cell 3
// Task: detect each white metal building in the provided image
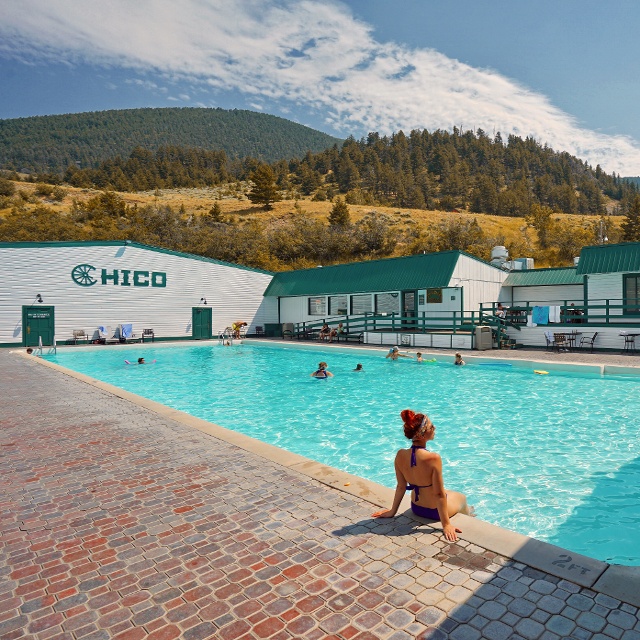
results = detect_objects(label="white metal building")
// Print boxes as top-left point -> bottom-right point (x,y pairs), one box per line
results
0,241 -> 278,347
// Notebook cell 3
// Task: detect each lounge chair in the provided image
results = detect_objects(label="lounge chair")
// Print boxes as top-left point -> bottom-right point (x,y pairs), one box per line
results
120,324 -> 138,343
142,328 -> 155,343
104,326 -> 120,344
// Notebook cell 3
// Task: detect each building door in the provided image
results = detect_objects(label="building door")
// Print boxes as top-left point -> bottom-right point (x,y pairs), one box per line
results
22,306 -> 56,347
192,307 -> 212,340
401,291 -> 417,328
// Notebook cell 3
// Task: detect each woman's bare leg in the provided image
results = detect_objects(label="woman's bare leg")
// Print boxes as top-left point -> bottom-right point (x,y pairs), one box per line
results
446,491 -> 470,517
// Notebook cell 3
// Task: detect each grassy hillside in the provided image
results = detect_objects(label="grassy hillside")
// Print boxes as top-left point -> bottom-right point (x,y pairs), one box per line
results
0,108 -> 343,174
0,180 -> 622,270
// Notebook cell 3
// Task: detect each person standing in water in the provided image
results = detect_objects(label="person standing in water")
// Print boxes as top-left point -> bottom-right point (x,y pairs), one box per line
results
310,361 -> 333,378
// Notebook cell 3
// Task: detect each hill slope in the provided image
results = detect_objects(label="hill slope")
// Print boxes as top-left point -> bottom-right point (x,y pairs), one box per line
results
0,108 -> 343,174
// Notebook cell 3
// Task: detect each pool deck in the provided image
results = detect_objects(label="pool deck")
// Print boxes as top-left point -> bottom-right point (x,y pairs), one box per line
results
2,346 -> 640,640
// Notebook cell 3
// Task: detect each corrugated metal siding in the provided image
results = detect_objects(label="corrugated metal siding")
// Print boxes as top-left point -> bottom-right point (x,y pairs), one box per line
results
451,257 -> 507,310
503,268 -> 583,287
0,244 -> 277,345
511,285 -> 584,305
586,273 -> 624,317
264,251 -> 468,297
577,243 -> 640,274
504,326 -> 634,351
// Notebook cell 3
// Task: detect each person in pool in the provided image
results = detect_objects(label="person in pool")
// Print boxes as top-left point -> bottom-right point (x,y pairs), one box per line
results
385,346 -> 413,360
454,353 -> 465,366
353,363 -> 363,371
310,361 -> 333,378
372,409 -> 470,541
416,352 -> 423,363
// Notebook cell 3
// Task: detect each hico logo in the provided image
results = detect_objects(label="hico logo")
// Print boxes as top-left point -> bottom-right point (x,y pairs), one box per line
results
71,264 -> 167,288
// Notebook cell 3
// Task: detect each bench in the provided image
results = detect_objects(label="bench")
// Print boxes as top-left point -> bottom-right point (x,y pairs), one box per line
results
338,332 -> 364,343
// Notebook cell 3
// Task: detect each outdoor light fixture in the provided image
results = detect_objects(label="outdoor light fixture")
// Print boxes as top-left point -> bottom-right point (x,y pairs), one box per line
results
200,297 -> 207,305
36,294 -> 43,303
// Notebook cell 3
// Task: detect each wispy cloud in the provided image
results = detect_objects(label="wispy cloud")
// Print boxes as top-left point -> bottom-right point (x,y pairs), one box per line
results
2,0 -> 640,173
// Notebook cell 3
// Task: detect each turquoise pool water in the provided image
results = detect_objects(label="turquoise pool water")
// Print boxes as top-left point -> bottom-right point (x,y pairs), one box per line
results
45,342 -> 640,565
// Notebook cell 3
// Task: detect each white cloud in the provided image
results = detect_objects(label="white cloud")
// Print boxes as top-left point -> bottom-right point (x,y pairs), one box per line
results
2,0 -> 640,173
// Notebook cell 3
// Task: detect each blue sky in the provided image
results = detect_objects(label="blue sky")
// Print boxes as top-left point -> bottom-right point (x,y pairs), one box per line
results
1,0 -> 640,175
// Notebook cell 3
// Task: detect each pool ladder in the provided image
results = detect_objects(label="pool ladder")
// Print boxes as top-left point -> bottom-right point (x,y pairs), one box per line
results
218,327 -> 234,345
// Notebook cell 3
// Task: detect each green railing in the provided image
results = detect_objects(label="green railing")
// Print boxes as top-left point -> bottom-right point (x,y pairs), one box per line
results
480,300 -> 640,327
292,311 -> 486,338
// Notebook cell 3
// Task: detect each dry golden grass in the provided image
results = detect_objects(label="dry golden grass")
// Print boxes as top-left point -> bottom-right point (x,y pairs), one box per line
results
2,181 -> 622,267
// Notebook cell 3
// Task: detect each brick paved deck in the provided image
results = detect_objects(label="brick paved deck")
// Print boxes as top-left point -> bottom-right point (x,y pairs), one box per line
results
1,349 -> 640,640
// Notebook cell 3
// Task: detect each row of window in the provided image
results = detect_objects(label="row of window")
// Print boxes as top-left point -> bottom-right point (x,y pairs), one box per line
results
307,290 -> 444,316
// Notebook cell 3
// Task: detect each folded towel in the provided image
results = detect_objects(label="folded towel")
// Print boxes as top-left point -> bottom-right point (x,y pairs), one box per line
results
121,324 -> 133,339
532,306 -> 549,325
98,325 -> 108,337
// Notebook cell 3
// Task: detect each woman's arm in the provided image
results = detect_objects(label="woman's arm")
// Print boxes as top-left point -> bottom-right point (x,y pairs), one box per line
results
431,454 -> 462,541
372,454 -> 406,518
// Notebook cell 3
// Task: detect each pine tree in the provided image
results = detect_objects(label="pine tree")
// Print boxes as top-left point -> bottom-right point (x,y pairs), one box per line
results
247,164 -> 282,210
204,202 -> 224,225
621,195 -> 640,242
328,197 -> 351,227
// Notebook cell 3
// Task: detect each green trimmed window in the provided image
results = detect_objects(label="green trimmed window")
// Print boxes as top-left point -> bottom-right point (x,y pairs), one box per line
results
308,296 -> 326,316
329,295 -> 347,316
623,274 -> 640,315
375,293 -> 399,315
351,294 -> 372,315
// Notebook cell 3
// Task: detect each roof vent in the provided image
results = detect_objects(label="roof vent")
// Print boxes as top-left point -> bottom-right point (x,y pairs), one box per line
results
490,245 -> 509,267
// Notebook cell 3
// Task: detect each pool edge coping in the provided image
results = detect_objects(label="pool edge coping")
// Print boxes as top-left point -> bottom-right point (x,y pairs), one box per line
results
17,348 -> 640,608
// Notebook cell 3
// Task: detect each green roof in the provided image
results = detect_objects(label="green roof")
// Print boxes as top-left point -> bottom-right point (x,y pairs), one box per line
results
264,251 -> 489,297
0,241 -> 274,276
576,242 -> 640,275
503,267 -> 583,287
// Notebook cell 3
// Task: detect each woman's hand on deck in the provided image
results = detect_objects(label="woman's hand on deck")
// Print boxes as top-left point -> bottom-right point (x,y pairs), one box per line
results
372,509 -> 395,518
442,523 -> 462,542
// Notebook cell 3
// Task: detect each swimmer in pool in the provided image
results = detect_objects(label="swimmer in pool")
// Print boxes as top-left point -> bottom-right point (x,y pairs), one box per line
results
372,409 -> 470,542
310,361 -> 334,378
385,346 -> 413,361
454,353 -> 465,366
353,363 -> 363,371
416,352 -> 423,363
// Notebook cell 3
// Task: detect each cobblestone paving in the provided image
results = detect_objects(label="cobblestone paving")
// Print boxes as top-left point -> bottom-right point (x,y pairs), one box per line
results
1,351 -> 640,640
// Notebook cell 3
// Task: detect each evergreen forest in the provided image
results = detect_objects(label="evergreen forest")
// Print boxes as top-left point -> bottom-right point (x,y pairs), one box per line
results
0,108 -> 342,174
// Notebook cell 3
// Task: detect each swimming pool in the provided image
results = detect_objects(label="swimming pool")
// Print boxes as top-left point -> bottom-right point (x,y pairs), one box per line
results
45,342 -> 640,565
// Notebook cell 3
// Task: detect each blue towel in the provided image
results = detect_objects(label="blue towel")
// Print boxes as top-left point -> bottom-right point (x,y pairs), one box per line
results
121,324 -> 133,339
532,306 -> 549,325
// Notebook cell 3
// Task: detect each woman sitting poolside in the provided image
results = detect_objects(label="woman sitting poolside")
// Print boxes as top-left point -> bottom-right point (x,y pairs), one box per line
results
372,409 -> 470,541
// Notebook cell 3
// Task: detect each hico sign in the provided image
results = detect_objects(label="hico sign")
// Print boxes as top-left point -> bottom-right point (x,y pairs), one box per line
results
71,264 -> 167,288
